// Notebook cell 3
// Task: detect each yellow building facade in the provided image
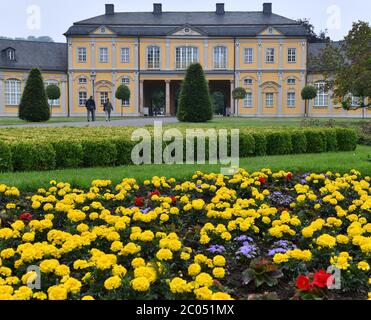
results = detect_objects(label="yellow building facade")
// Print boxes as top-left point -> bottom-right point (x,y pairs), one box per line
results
0,3 -> 369,118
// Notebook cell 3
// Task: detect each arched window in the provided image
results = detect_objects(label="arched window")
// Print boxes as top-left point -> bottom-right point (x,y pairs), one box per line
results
5,79 -> 21,105
122,76 -> 130,85
175,46 -> 198,69
44,80 -> 60,106
78,77 -> 87,84
243,77 -> 253,86
213,46 -> 227,69
147,45 -> 161,69
287,77 -> 296,85
314,81 -> 328,107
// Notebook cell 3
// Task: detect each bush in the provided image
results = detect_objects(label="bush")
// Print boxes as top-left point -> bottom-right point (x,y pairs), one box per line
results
19,68 -> 50,122
177,63 -> 213,122
52,141 -> 83,169
266,132 -> 292,155
305,130 -> 326,153
324,129 -> 338,152
110,138 -> 136,166
0,140 -> 12,172
239,132 -> 255,158
336,128 -> 358,151
82,140 -> 117,167
290,131 -> 307,154
11,142 -> 55,171
251,133 -> 267,156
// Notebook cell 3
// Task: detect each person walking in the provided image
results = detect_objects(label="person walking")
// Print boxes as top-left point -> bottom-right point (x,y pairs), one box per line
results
103,98 -> 114,122
85,96 -> 96,122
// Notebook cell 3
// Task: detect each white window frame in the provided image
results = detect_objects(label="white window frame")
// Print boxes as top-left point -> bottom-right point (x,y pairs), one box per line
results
287,92 -> 296,107
265,48 -> 275,64
244,48 -> 254,64
5,79 -> 21,105
120,47 -> 130,63
147,45 -> 161,70
213,46 -> 227,69
175,46 -> 199,70
78,77 -> 87,85
99,47 -> 109,63
351,95 -> 362,107
7,49 -> 15,61
100,92 -> 109,106
78,91 -> 87,107
287,48 -> 297,63
243,92 -> 253,108
243,77 -> 253,86
266,93 -> 274,107
77,47 -> 87,63
122,99 -> 130,107
287,77 -> 296,85
122,76 -> 130,85
44,80 -> 60,106
314,81 -> 329,107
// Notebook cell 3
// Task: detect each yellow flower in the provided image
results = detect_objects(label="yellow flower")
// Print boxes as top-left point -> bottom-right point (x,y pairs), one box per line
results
212,267 -> 225,279
169,277 -> 191,294
104,276 -> 122,290
131,277 -> 150,292
132,258 -> 146,269
82,295 -> 95,300
357,261 -> 370,271
213,255 -> 226,267
212,292 -> 234,300
316,234 -> 336,248
194,286 -> 213,300
48,285 -> 68,300
195,273 -> 213,287
156,249 -> 173,261
188,263 -> 202,276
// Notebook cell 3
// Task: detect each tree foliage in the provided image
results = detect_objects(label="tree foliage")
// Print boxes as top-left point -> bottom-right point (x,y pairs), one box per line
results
301,85 -> 317,100
177,63 -> 213,122
115,85 -> 131,103
46,84 -> 61,101
18,68 -> 50,122
232,87 -> 247,100
297,18 -> 330,43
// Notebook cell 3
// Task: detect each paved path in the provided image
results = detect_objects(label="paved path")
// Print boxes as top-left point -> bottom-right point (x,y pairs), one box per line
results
0,117 -> 179,128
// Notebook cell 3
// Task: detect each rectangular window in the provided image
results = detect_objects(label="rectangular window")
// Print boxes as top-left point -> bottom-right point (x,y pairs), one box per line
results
5,79 -> 21,105
314,82 -> 329,107
99,47 -> 109,63
120,47 -> 130,63
147,46 -> 160,69
100,92 -> 109,106
213,46 -> 227,69
122,99 -> 130,107
287,78 -> 296,85
266,93 -> 274,107
287,48 -> 297,63
78,91 -> 87,107
78,77 -> 87,85
287,92 -> 296,107
44,81 -> 60,106
176,47 -> 199,69
77,48 -> 87,63
265,48 -> 275,64
243,93 -> 253,108
244,48 -> 254,64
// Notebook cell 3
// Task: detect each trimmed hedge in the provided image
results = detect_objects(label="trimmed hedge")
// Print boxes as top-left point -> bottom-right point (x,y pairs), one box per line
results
0,127 -> 358,172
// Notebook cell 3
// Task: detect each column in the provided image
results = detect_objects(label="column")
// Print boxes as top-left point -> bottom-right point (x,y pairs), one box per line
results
139,80 -> 144,115
301,41 -> 307,70
257,72 -> 262,116
68,72 -> 74,116
204,40 -> 209,70
134,40 -> 139,70
68,39 -> 73,70
0,71 -> 4,115
61,78 -> 67,116
165,80 -> 171,116
112,40 -> 116,70
112,72 -> 117,114
90,40 -> 96,69
278,72 -> 283,116
300,72 -> 306,116
166,39 -> 171,70
279,40 -> 283,70
230,80 -> 235,116
134,72 -> 139,115
258,41 -> 262,70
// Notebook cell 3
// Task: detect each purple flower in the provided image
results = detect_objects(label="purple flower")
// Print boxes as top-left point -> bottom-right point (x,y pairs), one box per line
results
207,245 -> 226,254
233,235 -> 253,242
268,248 -> 289,256
236,243 -> 258,259
140,207 -> 151,214
267,240 -> 297,256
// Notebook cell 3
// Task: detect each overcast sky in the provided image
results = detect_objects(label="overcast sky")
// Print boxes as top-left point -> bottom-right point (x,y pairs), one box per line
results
0,0 -> 370,42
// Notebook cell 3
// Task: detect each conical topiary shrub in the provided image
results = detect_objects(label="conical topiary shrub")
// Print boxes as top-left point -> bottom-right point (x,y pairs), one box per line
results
19,68 -> 50,122
177,63 -> 213,122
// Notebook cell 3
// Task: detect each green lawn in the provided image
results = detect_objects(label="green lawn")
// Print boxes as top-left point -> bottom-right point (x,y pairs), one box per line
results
1,145 -> 369,191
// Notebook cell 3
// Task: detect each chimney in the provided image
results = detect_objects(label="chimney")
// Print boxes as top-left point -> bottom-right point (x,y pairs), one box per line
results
216,3 -> 225,15
153,3 -> 162,15
263,3 -> 272,15
105,4 -> 114,15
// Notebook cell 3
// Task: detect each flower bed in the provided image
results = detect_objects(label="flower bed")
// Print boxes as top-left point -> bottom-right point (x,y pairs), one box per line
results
0,169 -> 370,300
0,127 -> 358,172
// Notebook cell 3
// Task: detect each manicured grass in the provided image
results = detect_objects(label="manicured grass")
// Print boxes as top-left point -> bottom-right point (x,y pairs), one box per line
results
1,145 -> 369,191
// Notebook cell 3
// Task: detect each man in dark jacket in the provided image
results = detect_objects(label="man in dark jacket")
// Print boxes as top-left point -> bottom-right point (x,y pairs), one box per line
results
85,96 -> 96,122
103,98 -> 114,122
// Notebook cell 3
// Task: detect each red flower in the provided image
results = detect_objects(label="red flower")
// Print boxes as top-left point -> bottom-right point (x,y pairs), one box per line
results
20,212 -> 32,222
312,270 -> 332,288
259,176 -> 266,184
135,197 -> 144,207
287,172 -> 293,180
296,275 -> 311,291
171,196 -> 177,203
150,189 -> 161,197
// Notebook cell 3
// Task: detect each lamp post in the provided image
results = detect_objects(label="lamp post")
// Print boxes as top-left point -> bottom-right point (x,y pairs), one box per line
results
91,72 -> 96,101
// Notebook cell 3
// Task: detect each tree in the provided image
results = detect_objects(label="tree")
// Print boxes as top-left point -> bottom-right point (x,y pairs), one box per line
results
232,87 -> 246,115
301,85 -> 317,117
151,90 -> 165,116
297,18 -> 330,43
45,84 -> 61,116
312,21 -> 371,111
212,91 -> 225,115
115,84 -> 131,116
19,68 -> 50,122
177,63 -> 213,122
